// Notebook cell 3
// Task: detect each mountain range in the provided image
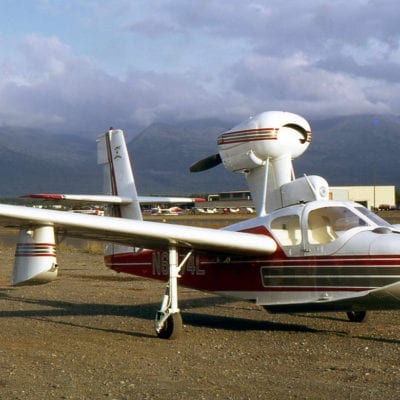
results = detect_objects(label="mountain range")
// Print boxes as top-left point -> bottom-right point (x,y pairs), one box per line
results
0,114 -> 399,197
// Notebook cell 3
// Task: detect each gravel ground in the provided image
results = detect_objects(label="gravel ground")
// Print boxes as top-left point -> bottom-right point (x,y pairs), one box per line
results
0,246 -> 399,399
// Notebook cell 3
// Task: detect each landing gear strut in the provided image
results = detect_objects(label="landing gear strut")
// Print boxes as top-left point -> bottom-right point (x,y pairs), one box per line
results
154,247 -> 192,339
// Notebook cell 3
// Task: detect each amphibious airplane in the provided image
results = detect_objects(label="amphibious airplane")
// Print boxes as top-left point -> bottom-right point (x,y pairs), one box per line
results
1,110 -> 400,340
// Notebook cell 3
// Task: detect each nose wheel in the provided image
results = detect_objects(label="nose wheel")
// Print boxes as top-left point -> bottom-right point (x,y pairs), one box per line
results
155,312 -> 183,339
154,247 -> 192,339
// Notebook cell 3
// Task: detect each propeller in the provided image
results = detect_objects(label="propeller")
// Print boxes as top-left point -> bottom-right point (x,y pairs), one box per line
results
279,123 -> 308,145
189,153 -> 222,172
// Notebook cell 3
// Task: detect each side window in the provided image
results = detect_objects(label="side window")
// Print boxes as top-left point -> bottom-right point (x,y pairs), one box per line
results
308,211 -> 337,244
271,215 -> 302,246
307,206 -> 366,245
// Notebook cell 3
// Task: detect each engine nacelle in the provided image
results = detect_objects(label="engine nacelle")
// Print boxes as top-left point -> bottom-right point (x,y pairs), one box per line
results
11,225 -> 58,286
217,111 -> 311,172
190,110 -> 316,215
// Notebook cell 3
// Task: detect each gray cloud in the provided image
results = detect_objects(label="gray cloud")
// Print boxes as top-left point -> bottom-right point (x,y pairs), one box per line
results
1,1 -> 400,135
123,0 -> 400,116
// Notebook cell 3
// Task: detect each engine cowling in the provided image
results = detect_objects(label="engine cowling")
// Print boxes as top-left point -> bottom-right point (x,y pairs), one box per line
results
217,111 -> 311,173
190,110 -> 315,215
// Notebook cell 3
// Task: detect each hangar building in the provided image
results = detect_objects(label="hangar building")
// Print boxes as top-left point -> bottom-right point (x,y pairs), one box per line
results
330,185 -> 396,210
203,186 -> 396,211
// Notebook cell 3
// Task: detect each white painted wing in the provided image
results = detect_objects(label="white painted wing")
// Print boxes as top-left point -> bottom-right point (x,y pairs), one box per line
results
0,204 -> 276,255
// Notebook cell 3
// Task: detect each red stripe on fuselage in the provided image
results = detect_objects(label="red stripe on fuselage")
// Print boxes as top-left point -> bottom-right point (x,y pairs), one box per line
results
105,250 -> 400,293
104,225 -> 400,293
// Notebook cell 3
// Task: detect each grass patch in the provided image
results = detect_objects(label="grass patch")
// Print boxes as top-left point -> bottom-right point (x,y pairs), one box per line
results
82,241 -> 104,255
58,242 -> 79,253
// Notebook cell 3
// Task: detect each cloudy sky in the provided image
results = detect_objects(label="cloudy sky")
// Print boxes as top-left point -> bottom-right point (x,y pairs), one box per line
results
0,0 -> 399,135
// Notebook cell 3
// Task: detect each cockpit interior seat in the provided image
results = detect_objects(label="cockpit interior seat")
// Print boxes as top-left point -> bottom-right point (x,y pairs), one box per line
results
308,214 -> 337,244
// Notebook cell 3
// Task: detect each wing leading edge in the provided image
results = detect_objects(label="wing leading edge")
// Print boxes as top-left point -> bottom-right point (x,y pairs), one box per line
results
0,204 -> 276,255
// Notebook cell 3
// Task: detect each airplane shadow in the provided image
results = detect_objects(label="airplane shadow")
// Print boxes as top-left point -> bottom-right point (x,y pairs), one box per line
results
0,291 -> 399,344
0,291 -> 317,338
182,312 -> 317,333
0,290 -> 157,338
292,313 -> 349,323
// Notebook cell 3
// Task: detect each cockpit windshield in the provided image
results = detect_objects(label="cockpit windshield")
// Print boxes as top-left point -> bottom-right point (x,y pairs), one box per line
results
355,206 -> 391,227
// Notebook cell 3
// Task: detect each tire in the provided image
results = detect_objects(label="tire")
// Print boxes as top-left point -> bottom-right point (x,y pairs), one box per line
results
346,311 -> 367,323
156,313 -> 183,339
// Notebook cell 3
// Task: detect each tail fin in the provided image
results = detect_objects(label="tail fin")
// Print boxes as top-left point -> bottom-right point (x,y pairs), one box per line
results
97,129 -> 142,221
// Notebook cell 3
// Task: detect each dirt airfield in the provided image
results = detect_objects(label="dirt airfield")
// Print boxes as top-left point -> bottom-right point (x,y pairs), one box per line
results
0,216 -> 399,399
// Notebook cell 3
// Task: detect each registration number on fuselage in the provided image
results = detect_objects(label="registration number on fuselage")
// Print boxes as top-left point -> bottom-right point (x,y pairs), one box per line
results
152,251 -> 205,276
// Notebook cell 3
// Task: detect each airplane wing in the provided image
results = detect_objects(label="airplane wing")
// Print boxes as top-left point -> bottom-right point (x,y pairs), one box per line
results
23,194 -> 205,204
0,204 -> 276,255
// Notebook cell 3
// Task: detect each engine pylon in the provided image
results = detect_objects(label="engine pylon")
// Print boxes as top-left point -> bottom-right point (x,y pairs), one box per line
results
11,225 -> 58,286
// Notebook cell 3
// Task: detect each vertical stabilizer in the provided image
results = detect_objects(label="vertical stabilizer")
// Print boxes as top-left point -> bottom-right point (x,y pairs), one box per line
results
97,129 -> 142,221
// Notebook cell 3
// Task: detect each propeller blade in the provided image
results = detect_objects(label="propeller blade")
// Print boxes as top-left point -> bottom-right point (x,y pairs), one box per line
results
190,153 -> 222,172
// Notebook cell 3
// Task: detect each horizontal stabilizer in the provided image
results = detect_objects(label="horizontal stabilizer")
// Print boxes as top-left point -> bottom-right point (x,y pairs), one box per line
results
23,194 -> 205,205
23,194 -> 133,204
